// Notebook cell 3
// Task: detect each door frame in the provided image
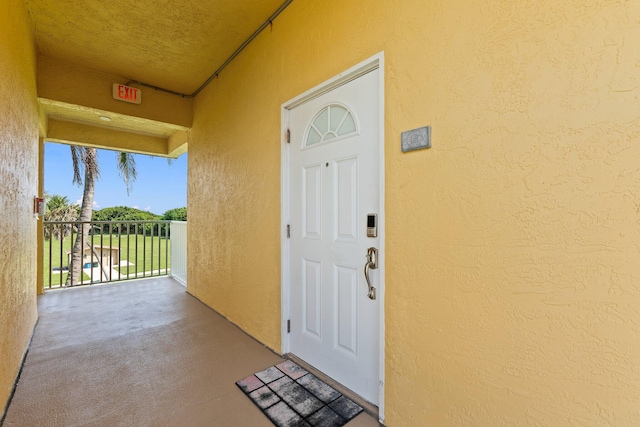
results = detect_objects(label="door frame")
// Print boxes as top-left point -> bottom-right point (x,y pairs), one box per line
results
280,52 -> 385,419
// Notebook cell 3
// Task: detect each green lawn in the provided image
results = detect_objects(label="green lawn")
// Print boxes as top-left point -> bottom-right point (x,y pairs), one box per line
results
43,233 -> 171,289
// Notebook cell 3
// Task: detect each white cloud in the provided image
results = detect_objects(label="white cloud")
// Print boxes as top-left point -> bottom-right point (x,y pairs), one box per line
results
75,199 -> 100,209
144,205 -> 151,211
133,205 -> 139,209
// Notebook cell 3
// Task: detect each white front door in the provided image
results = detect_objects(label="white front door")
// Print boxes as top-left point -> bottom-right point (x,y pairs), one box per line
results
287,67 -> 382,405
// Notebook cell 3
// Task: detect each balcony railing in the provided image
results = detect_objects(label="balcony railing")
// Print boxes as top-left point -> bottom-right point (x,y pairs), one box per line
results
170,221 -> 187,286
43,220 -> 186,290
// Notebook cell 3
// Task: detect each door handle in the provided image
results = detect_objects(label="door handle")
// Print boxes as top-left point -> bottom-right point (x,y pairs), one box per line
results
364,247 -> 378,300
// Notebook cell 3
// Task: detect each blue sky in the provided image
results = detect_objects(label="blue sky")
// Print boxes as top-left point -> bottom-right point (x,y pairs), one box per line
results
44,143 -> 187,215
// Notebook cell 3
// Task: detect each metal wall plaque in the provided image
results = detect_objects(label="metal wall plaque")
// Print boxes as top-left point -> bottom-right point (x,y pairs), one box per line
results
401,125 -> 431,152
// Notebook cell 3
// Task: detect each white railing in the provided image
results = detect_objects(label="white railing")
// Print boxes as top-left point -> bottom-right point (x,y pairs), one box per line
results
170,221 -> 187,286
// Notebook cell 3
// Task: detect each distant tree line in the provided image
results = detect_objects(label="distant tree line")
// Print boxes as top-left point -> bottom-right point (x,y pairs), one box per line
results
91,205 -> 187,222
91,205 -> 187,236
43,194 -> 186,239
91,206 -> 160,222
160,207 -> 187,221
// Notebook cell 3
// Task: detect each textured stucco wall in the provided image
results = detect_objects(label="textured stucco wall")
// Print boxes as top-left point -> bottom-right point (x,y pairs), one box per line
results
37,56 -> 193,128
0,0 -> 40,413
189,1 -> 640,425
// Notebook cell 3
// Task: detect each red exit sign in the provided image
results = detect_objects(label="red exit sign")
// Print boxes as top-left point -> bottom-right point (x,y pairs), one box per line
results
112,84 -> 141,104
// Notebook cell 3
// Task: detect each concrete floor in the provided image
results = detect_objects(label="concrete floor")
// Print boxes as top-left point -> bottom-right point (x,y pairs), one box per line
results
3,278 -> 379,426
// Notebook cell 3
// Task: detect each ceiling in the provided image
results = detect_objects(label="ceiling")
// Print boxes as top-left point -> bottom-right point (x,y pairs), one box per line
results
24,0 -> 288,95
40,98 -> 187,139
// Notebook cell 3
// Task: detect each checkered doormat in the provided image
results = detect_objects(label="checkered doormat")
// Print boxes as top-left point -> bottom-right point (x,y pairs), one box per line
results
236,360 -> 363,427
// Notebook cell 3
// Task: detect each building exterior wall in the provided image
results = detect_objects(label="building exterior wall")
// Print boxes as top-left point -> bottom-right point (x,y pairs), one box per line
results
188,1 -> 640,425
0,0 -> 40,413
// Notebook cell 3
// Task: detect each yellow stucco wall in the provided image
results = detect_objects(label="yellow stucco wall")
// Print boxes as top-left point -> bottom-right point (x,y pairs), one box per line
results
189,1 -> 640,425
38,56 -> 193,128
0,0 -> 40,413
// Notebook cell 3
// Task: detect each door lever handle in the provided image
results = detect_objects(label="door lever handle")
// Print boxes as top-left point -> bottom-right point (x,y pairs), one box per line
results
364,247 -> 378,300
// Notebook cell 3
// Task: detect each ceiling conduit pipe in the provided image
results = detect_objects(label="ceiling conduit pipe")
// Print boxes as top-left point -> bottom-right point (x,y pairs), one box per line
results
126,0 -> 294,98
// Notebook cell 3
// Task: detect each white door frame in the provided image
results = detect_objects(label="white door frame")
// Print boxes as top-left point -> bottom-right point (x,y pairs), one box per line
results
280,52 -> 385,420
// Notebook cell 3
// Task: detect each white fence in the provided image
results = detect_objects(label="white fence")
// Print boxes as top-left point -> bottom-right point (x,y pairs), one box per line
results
170,221 -> 187,286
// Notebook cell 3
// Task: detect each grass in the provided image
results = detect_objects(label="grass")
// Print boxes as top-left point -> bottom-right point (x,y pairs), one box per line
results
43,233 -> 171,289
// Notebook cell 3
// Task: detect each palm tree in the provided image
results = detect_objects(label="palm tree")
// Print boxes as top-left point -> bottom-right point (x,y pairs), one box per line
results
65,147 -> 137,286
46,194 -> 70,211
43,194 -> 79,240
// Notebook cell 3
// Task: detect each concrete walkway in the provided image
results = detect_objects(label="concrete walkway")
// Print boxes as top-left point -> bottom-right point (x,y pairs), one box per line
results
3,278 -> 378,426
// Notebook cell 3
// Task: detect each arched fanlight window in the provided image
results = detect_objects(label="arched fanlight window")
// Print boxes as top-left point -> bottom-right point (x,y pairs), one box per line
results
305,104 -> 357,147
